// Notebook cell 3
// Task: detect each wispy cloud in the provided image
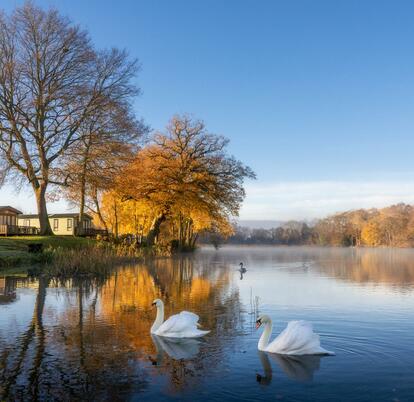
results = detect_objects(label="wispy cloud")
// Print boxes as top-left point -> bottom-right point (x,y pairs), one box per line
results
240,181 -> 414,220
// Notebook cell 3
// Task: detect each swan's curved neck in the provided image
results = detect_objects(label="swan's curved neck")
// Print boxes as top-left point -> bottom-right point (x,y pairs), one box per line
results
151,304 -> 164,333
258,319 -> 273,351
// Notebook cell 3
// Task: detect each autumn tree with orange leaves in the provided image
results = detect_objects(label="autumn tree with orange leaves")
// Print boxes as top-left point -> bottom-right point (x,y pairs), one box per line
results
108,115 -> 255,248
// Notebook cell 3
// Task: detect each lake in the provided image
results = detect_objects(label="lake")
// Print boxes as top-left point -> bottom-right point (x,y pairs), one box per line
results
1,246 -> 414,401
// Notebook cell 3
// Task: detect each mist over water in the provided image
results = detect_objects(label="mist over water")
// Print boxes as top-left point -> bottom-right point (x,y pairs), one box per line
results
1,246 -> 414,401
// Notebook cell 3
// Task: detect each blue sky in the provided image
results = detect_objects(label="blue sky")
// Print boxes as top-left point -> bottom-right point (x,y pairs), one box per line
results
1,0 -> 414,220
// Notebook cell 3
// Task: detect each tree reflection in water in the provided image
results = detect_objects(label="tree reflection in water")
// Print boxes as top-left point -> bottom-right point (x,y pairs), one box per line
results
0,277 -> 48,400
222,246 -> 414,290
0,254 -> 243,400
0,276 -> 30,304
316,248 -> 414,288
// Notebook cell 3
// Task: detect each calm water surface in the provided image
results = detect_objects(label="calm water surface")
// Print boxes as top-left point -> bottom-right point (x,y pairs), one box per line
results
1,246 -> 414,401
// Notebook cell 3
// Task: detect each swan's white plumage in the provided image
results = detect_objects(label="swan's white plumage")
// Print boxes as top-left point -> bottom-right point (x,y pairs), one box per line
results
154,311 -> 208,338
257,315 -> 334,355
151,299 -> 209,338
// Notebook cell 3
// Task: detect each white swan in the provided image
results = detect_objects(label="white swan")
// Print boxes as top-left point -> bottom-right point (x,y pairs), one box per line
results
150,299 -> 210,338
256,315 -> 334,355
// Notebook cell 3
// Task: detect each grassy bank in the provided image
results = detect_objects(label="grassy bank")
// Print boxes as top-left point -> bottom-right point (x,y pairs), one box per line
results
0,236 -> 147,277
0,236 -> 96,270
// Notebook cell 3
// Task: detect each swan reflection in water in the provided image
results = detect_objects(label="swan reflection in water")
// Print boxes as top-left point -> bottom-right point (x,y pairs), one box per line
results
256,351 -> 324,385
150,335 -> 201,364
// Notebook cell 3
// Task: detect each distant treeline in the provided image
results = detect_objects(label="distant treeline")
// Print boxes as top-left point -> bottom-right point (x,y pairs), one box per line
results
220,203 -> 414,247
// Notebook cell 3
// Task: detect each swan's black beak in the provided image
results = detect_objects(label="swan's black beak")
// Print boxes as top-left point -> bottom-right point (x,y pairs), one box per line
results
151,302 -> 156,307
255,319 -> 262,329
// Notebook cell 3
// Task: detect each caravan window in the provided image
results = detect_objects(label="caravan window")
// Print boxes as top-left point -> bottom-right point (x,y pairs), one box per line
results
53,219 -> 59,230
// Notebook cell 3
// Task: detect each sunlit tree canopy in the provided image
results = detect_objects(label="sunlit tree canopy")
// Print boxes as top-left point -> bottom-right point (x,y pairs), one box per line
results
102,115 -> 255,248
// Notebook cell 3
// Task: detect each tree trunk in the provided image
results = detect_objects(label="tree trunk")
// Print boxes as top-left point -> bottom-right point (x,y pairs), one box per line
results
78,142 -> 90,236
178,214 -> 183,248
146,213 -> 166,246
92,188 -> 109,233
190,232 -> 198,249
78,184 -> 86,236
113,200 -> 119,239
34,183 -> 53,235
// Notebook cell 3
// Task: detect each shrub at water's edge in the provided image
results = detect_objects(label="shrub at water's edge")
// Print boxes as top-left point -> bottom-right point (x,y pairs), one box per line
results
0,236 -> 95,270
0,233 -> 200,278
41,241 -> 179,278
42,245 -> 121,278
0,237 -> 155,274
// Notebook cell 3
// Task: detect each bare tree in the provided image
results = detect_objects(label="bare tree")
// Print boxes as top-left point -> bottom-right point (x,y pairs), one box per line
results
52,102 -> 147,233
0,3 -> 139,234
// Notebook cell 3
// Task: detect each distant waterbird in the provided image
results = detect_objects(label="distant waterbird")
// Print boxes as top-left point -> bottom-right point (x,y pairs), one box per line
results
237,262 -> 247,280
